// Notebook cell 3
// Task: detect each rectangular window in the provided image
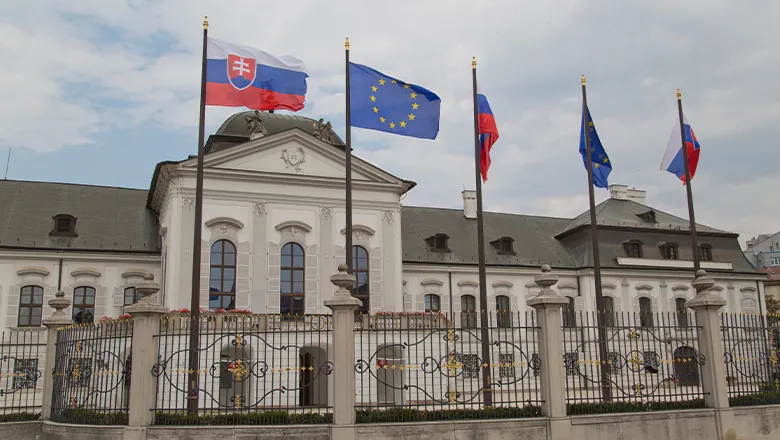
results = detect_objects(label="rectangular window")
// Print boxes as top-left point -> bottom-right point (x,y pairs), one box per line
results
13,359 -> 38,389
18,286 -> 44,327
499,354 -> 515,378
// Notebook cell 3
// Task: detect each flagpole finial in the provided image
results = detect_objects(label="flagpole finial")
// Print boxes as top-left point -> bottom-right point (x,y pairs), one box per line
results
203,16 -> 208,29
581,74 -> 586,86
345,37 -> 350,50
677,89 -> 682,100
472,57 -> 476,69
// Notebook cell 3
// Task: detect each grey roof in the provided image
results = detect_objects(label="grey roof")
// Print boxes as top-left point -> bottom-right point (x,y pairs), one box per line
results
401,206 -> 576,268
557,198 -> 728,236
210,111 -> 345,152
0,180 -> 159,252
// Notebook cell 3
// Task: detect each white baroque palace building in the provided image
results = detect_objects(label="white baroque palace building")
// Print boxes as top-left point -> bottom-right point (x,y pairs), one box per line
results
0,111 -> 768,331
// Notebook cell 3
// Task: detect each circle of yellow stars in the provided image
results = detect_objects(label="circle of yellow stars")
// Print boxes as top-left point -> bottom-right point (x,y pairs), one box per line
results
369,78 -> 419,130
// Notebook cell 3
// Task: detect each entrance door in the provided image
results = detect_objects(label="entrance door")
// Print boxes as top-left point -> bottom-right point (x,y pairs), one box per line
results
673,346 -> 700,386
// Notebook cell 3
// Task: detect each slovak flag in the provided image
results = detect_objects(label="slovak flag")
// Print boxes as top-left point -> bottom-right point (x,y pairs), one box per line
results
205,38 -> 309,112
660,113 -> 701,184
477,88 -> 499,182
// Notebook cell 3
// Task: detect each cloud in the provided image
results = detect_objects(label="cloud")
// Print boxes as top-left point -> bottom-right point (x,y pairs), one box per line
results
1,0 -> 779,243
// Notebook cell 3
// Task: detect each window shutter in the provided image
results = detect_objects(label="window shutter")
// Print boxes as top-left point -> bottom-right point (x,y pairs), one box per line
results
403,294 -> 413,312
236,242 -> 251,309
439,294 -> 449,316
651,297 -> 659,312
95,287 -> 107,319
305,244 -> 318,314
6,285 -> 20,328
369,247 -> 382,312
267,242 -> 281,313
113,287 -> 124,311
510,295 -> 519,313
199,239 -> 210,311
42,286 -> 55,321
417,295 -> 425,312
632,296 -> 640,312
574,297 -> 584,312
613,296 -> 623,313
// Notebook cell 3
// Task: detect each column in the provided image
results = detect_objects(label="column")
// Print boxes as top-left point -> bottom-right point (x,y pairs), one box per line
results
125,281 -> 169,434
41,290 -> 72,420
325,264 -> 361,440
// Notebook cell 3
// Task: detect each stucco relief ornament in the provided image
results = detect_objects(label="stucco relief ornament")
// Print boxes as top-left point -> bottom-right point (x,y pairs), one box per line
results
182,197 -> 195,209
281,147 -> 306,173
320,207 -> 333,219
312,118 -> 338,144
254,202 -> 268,216
245,110 -> 269,140
383,210 -> 394,223
219,223 -> 228,233
354,230 -> 365,241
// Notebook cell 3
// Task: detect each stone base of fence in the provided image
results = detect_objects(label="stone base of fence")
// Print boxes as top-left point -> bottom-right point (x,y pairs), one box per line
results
3,406 -> 776,440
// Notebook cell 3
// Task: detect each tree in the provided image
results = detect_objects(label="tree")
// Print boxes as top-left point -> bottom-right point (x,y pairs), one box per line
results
767,295 -> 780,326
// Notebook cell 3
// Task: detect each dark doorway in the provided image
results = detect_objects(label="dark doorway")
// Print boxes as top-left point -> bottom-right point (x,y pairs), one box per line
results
673,346 -> 700,386
299,352 -> 313,406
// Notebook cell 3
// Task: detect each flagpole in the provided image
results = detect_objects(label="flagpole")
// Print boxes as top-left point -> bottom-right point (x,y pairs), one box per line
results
345,38 -> 354,279
186,15 -> 208,413
581,75 -> 612,402
471,57 -> 493,407
676,89 -> 700,273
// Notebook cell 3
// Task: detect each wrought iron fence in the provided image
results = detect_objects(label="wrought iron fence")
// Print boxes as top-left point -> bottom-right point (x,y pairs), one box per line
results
721,313 -> 780,406
563,311 -> 706,415
354,311 -> 542,422
50,319 -> 133,425
153,313 -> 333,425
0,330 -> 45,421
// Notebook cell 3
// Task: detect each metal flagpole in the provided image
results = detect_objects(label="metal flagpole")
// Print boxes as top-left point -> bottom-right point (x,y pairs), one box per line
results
676,89 -> 700,273
186,15 -> 209,413
345,38 -> 353,277
471,57 -> 493,406
581,75 -> 612,401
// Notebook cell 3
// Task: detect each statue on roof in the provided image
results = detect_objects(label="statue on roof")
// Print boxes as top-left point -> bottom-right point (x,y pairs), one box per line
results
245,110 -> 269,140
312,118 -> 338,145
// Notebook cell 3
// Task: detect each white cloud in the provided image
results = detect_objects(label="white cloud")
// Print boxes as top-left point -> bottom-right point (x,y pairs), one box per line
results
1,0 -> 779,242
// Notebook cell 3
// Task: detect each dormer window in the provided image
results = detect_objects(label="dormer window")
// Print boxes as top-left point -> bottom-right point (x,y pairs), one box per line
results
623,239 -> 644,258
699,244 -> 713,262
425,233 -> 450,252
636,210 -> 657,223
490,236 -> 515,255
660,242 -> 679,260
50,214 -> 77,237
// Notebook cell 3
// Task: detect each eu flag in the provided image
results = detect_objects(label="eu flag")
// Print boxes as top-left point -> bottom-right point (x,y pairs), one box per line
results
349,62 -> 441,139
579,105 -> 612,188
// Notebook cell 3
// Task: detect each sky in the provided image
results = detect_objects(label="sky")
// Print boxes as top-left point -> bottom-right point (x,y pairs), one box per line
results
1,0 -> 778,247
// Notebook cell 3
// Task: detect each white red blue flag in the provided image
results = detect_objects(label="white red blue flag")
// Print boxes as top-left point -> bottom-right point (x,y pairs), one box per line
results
205,38 -> 309,111
660,113 -> 701,184
477,88 -> 499,182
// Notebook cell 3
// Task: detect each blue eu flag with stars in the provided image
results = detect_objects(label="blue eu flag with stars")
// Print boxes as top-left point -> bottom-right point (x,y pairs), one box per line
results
349,62 -> 441,139
579,105 -> 612,188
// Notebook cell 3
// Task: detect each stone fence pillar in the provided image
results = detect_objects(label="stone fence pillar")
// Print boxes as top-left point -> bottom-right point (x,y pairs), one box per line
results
41,290 -> 72,420
125,281 -> 168,438
527,265 -> 569,418
325,264 -> 361,440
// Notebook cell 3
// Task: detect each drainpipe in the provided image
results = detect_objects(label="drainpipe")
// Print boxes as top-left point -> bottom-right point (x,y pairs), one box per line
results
57,258 -> 63,291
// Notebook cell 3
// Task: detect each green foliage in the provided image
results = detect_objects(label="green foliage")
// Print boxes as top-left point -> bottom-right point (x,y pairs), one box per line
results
729,391 -> 780,407
766,296 -> 780,326
355,406 -> 542,423
154,411 -> 332,425
53,409 -> 128,425
566,399 -> 706,415
0,412 -> 40,423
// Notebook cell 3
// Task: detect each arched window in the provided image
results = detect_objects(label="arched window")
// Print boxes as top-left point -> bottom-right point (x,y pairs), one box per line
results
124,287 -> 141,307
639,297 -> 653,328
209,240 -> 237,311
280,242 -> 305,315
18,285 -> 43,327
496,295 -> 511,328
603,296 -> 615,327
424,294 -> 440,313
676,298 -> 688,328
563,297 -> 576,328
462,295 -> 476,328
352,246 -> 369,314
73,286 -> 96,324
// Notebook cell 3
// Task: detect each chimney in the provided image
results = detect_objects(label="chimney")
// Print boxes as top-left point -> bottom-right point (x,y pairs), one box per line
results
609,184 -> 646,205
462,190 -> 477,219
